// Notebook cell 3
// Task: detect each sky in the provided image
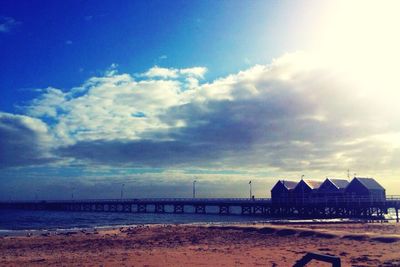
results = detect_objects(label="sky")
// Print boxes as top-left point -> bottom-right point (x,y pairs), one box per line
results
1,0 -> 400,200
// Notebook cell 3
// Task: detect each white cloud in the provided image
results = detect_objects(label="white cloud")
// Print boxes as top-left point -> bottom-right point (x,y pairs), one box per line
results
180,67 -> 207,78
142,66 -> 208,80
105,63 -> 119,76
26,72 -> 192,145
17,52 -> 400,175
26,87 -> 66,118
142,66 -> 178,78
0,16 -> 21,33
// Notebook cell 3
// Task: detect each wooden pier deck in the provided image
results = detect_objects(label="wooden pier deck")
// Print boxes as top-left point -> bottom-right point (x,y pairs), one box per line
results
1,196 -> 400,220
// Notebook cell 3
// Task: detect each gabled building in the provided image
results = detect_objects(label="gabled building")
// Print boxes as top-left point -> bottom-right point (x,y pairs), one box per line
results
345,177 -> 386,201
271,180 -> 298,202
317,178 -> 350,197
292,179 -> 323,199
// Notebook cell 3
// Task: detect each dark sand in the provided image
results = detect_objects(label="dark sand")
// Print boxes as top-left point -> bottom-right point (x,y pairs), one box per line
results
1,223 -> 400,266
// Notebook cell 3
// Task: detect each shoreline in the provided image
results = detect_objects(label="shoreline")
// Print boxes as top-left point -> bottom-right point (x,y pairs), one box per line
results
0,217 -> 395,237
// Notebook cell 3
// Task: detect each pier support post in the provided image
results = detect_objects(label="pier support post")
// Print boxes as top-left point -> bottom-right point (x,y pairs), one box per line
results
241,206 -> 252,215
194,205 -> 206,214
253,205 -> 263,215
95,204 -> 104,212
155,204 -> 165,213
109,204 -> 117,212
138,204 -> 147,213
122,204 -> 132,212
396,208 -> 399,223
219,205 -> 230,214
174,204 -> 184,213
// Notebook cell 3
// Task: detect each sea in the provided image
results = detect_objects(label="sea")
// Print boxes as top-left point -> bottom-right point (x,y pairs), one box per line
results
0,209 -> 265,235
1,208 -> 398,236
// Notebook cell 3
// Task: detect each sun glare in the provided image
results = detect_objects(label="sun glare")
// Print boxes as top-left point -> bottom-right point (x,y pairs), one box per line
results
304,0 -> 400,112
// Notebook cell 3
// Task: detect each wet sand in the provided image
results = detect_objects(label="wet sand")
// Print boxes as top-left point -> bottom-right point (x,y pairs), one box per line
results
1,223 -> 400,266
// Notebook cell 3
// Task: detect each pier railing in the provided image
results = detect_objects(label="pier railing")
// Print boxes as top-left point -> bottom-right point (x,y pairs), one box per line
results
2,195 -> 400,205
0,198 -> 271,204
273,195 -> 400,206
385,195 -> 400,200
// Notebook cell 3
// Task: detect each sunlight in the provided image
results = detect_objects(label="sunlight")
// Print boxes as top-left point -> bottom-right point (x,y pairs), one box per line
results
310,0 -> 400,107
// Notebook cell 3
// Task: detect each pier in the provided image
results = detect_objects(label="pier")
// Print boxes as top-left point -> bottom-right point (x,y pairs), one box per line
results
1,196 -> 400,220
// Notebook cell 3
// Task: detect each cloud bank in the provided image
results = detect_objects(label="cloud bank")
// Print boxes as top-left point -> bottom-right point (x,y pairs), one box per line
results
3,52 -> 400,175
0,113 -> 54,168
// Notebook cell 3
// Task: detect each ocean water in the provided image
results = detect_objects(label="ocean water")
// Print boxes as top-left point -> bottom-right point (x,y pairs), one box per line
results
387,208 -> 399,220
1,207 -> 397,234
0,209 -> 264,233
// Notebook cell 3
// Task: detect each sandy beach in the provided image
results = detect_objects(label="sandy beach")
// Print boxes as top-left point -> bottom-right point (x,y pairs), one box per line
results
1,223 -> 400,266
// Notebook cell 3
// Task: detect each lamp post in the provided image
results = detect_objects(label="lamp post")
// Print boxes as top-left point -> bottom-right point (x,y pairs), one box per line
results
121,183 -> 125,199
193,180 -> 197,198
300,175 -> 305,201
249,180 -> 252,199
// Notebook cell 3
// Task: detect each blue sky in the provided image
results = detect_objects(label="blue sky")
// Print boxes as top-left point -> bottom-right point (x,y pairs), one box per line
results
0,0 -> 301,112
1,0 -> 400,200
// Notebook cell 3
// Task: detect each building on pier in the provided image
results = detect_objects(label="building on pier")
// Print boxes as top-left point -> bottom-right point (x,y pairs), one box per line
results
271,176 -> 386,203
271,180 -> 298,203
345,177 -> 386,201
316,178 -> 349,197
292,179 -> 323,200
